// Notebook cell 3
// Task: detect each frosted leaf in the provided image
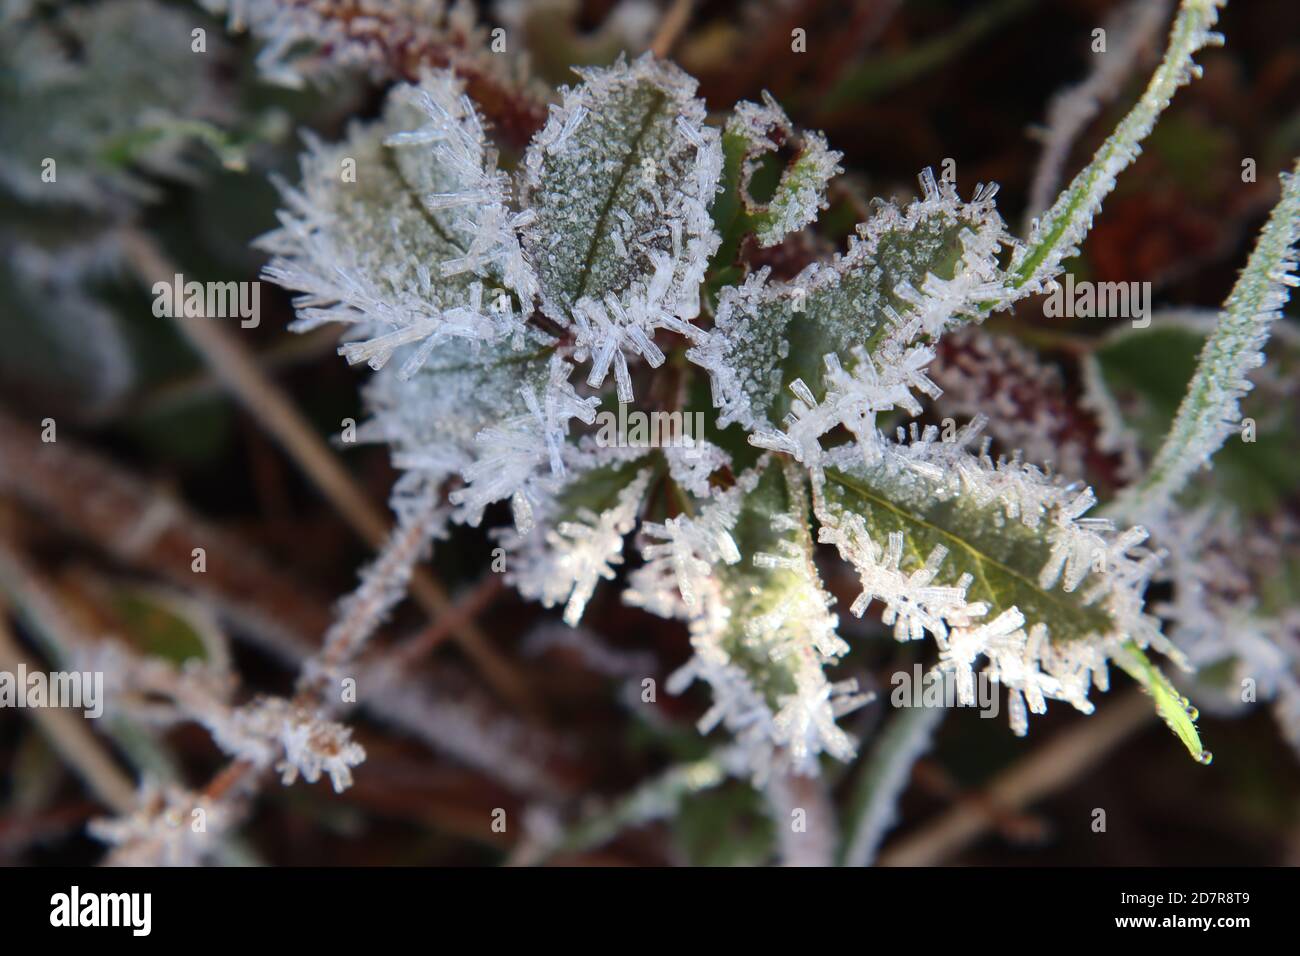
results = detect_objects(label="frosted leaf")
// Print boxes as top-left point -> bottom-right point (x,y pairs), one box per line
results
448,354 -> 600,528
521,53 -> 722,397
722,92 -> 843,247
688,172 -> 1009,434
1111,162 -> 1300,524
260,73 -> 532,378
0,0 -> 230,210
355,330 -> 557,501
1009,0 -> 1226,291
495,459 -> 654,625
386,77 -> 538,304
814,428 -> 1203,756
634,459 -> 866,779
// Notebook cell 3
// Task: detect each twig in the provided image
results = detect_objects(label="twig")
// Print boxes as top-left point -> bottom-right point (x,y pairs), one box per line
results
650,0 -> 694,58
0,420 -> 569,797
119,229 -> 534,714
389,573 -> 505,668
0,611 -> 137,815
877,690 -> 1152,865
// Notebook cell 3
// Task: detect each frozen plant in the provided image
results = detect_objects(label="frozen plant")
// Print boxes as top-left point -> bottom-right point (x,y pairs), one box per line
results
259,0 -> 1300,789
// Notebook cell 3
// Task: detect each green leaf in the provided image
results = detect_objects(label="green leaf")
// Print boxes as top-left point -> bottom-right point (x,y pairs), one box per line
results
1116,643 -> 1209,763
521,54 -> 720,324
650,458 -> 862,772
814,430 -> 1205,759
694,180 -> 1007,431
821,461 -> 1112,646
110,588 -> 220,666
708,94 -> 841,265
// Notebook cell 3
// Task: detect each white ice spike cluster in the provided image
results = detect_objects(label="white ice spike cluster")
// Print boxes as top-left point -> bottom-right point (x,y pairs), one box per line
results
724,91 -> 844,247
813,422 -> 1189,743
498,462 -> 654,625
522,54 -> 722,400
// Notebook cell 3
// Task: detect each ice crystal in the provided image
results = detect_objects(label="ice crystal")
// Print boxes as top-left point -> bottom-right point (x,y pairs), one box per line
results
724,92 -> 843,247
90,782 -> 234,867
448,354 -> 600,530
522,54 -> 722,397
217,697 -> 367,793
499,463 -> 653,625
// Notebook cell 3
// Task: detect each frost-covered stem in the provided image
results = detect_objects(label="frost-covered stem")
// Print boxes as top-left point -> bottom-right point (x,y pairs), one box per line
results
1023,0 -> 1173,233
766,767 -> 837,867
518,756 -> 729,865
840,705 -> 945,867
879,691 -> 1150,865
120,230 -> 534,712
1011,0 -> 1224,291
297,491 -> 444,703
1112,162 -> 1300,523
98,502 -> 440,864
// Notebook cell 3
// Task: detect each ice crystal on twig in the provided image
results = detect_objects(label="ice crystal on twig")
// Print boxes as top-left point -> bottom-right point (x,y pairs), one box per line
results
91,782 -> 234,867
217,697 -> 367,793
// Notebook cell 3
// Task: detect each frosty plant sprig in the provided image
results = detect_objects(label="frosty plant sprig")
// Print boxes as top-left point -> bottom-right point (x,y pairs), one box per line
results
258,0 -> 1300,781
